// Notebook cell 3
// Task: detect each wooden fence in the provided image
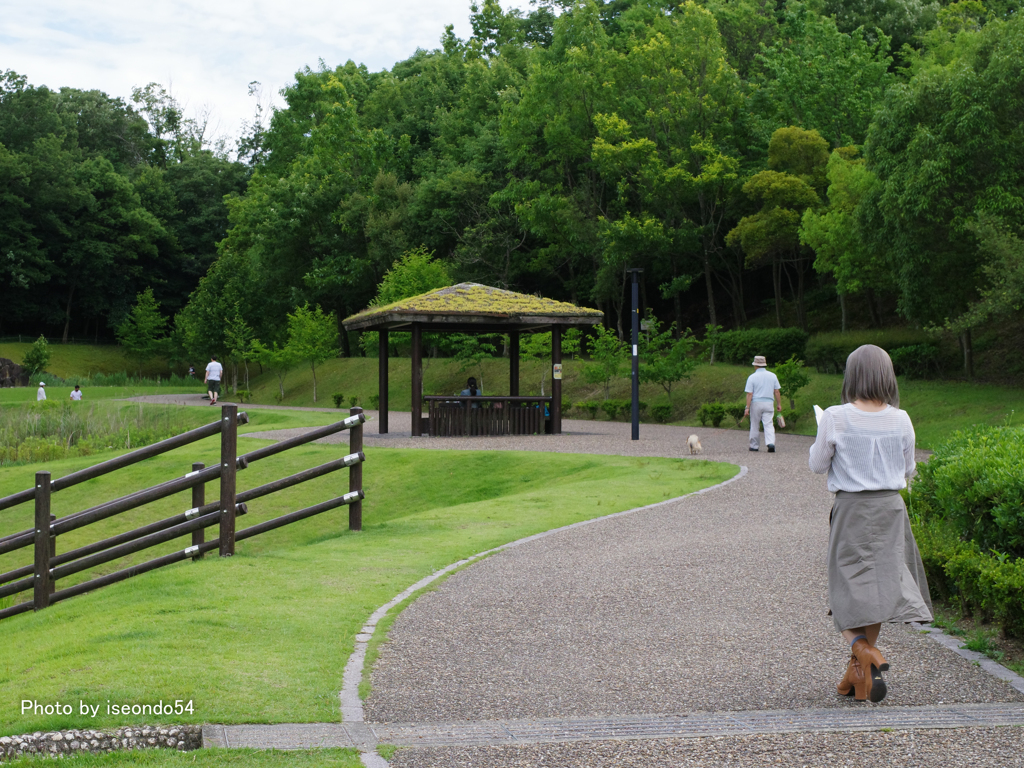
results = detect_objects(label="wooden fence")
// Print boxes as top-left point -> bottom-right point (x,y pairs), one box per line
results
425,396 -> 551,437
0,405 -> 365,621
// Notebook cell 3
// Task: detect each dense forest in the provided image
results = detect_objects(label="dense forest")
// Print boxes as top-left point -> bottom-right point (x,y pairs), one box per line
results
2,0 -> 1022,375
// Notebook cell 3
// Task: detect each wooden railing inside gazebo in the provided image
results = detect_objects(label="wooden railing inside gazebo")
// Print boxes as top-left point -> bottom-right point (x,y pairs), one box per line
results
425,396 -> 552,437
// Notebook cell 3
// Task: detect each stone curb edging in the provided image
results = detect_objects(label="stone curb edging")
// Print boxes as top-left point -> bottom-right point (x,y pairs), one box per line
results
0,725 -> 201,761
202,701 -> 1024,751
911,622 -> 1024,695
337,465 -> 749,767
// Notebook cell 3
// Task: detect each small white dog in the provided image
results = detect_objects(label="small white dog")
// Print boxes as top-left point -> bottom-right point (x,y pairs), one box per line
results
687,434 -> 703,455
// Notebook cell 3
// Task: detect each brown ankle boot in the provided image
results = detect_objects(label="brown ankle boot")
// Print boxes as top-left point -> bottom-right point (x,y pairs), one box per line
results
851,639 -> 888,702
837,654 -> 865,697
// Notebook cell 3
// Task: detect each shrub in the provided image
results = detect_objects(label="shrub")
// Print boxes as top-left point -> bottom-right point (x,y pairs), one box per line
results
912,517 -> 1024,638
21,334 -> 51,377
236,389 -> 252,403
562,400 -> 573,414
601,399 -> 630,420
348,395 -> 359,407
332,393 -> 346,409
698,402 -> 727,428
649,404 -> 673,423
715,328 -> 809,366
912,426 -> 1024,558
578,401 -> 600,419
725,401 -> 747,426
889,344 -> 941,379
804,329 -> 934,374
369,394 -> 380,409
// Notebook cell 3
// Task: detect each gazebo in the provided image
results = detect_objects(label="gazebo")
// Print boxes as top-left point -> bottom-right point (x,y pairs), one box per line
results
342,283 -> 604,436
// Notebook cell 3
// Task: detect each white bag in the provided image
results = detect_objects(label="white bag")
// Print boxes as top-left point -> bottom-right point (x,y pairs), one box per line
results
776,413 -> 786,429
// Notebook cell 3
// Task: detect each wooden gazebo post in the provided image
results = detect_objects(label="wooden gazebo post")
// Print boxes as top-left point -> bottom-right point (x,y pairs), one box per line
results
509,331 -> 520,397
378,330 -> 389,434
551,326 -> 562,435
411,323 -> 422,437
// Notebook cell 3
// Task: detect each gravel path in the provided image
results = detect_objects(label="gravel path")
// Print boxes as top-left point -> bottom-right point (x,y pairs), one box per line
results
386,727 -> 1024,767
326,413 -> 1020,726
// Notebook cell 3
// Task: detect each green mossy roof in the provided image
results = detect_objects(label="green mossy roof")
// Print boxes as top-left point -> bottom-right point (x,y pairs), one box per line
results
344,283 -> 603,326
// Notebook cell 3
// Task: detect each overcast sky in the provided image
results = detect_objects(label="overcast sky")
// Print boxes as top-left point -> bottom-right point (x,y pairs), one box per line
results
4,0 -> 530,145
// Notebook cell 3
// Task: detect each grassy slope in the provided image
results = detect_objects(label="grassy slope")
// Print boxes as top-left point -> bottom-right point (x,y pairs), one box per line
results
0,441 -> 736,735
244,358 -> 1024,450
0,343 -> 172,380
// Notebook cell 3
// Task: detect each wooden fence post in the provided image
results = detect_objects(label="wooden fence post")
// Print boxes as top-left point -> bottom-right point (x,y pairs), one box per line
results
349,407 -> 363,531
33,471 -> 51,610
191,462 -> 205,561
219,405 -> 238,557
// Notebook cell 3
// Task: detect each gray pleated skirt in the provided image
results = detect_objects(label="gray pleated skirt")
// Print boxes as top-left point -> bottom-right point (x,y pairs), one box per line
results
828,489 -> 933,632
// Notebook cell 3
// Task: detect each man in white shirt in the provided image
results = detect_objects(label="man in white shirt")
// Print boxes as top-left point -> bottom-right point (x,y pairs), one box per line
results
36,382 -> 46,401
204,355 -> 224,405
743,355 -> 782,452
70,385 -> 83,401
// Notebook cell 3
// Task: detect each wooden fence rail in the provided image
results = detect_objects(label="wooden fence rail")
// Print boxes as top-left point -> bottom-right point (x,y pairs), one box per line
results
0,406 -> 366,622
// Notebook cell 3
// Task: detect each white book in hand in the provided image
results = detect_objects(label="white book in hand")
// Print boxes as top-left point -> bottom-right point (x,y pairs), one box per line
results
813,405 -> 824,425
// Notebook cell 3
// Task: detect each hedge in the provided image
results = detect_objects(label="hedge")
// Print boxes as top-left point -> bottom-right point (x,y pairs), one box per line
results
910,425 -> 1024,638
804,329 -> 935,374
912,426 -> 1024,559
715,328 -> 809,366
912,516 -> 1024,638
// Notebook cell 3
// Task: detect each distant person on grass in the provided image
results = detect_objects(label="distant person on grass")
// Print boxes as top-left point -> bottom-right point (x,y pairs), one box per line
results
70,385 -> 83,401
809,344 -> 932,703
204,356 -> 223,405
36,382 -> 46,401
743,355 -> 782,452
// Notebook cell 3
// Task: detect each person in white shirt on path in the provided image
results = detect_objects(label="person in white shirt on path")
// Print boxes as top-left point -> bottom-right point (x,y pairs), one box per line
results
808,344 -> 932,703
36,382 -> 46,401
70,385 -> 83,401
204,356 -> 224,405
743,355 -> 782,452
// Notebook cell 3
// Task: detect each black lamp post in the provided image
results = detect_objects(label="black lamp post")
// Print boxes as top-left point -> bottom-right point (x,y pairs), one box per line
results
627,268 -> 643,441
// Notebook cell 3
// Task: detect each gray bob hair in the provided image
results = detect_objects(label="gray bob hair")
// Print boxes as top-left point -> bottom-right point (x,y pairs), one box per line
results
841,344 -> 900,407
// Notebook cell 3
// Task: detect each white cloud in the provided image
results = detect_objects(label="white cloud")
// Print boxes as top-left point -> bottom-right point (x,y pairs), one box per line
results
3,0 -> 528,144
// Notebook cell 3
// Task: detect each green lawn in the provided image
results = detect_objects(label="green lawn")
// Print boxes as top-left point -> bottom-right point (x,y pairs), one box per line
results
1,749 -> 363,768
0,439 -> 736,736
0,385 -> 196,403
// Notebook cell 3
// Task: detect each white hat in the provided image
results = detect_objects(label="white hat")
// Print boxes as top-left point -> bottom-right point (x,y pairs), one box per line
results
751,355 -> 767,367
39,381 -> 46,386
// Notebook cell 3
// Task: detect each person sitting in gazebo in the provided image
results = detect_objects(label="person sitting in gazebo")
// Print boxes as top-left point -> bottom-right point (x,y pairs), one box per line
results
460,377 -> 482,408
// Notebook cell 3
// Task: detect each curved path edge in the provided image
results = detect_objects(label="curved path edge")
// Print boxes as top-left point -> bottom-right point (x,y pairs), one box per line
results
339,464 -> 750,727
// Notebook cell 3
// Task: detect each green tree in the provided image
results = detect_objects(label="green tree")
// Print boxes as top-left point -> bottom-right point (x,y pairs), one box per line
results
583,324 -> 626,399
753,7 -> 894,148
865,12 -> 1024,375
286,304 -> 338,403
638,313 -> 698,404
224,309 -> 258,393
774,354 -> 811,409
253,340 -> 300,401
21,334 -> 50,377
800,149 -> 890,330
116,288 -> 168,375
726,127 -> 826,329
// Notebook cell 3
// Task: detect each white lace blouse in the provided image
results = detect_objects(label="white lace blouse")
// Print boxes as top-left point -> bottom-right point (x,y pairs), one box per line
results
808,404 -> 916,493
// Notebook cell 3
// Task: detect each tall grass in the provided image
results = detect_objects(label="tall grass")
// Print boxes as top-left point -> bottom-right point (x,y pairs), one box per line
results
0,401 -> 213,466
38,371 -> 199,387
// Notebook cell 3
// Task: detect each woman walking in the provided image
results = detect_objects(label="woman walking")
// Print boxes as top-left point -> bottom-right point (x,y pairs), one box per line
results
809,345 -> 932,702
